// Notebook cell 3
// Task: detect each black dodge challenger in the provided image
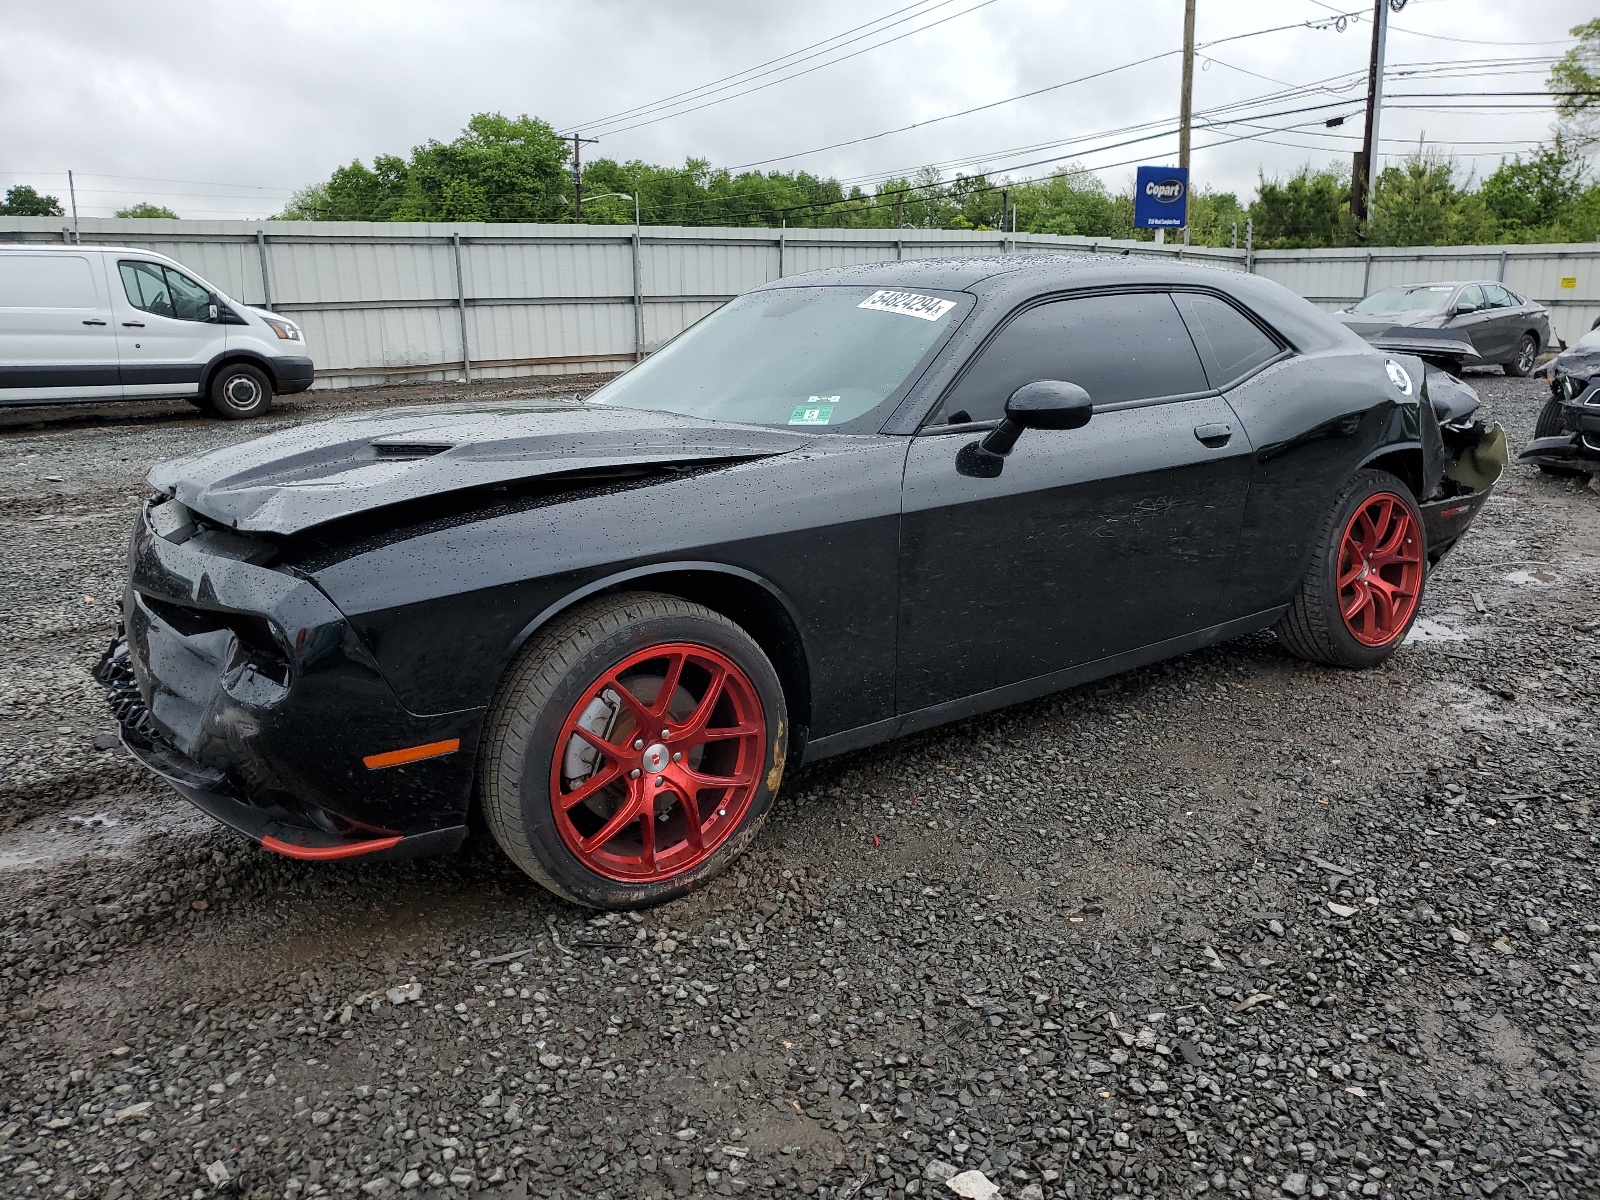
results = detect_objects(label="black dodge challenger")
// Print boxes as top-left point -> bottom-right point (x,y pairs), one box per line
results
97,254 -> 1505,908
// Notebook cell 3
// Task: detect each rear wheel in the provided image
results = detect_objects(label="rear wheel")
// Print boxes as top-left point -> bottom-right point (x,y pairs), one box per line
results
1275,469 -> 1426,668
208,363 -> 273,419
1505,333 -> 1538,377
478,593 -> 787,909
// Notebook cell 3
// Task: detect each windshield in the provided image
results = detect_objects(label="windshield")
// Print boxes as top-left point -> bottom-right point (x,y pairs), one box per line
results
590,285 -> 968,430
1352,285 -> 1454,314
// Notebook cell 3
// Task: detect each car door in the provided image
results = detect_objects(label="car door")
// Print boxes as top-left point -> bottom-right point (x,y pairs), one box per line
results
1481,283 -> 1521,362
896,290 -> 1254,714
110,258 -> 225,399
0,251 -> 122,404
1444,284 -> 1496,360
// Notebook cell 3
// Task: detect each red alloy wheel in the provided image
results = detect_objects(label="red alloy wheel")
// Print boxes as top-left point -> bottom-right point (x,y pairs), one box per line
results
549,643 -> 766,883
1336,492 -> 1423,647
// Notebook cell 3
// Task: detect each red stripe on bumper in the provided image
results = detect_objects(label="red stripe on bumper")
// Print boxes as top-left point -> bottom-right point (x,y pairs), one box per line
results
260,834 -> 403,861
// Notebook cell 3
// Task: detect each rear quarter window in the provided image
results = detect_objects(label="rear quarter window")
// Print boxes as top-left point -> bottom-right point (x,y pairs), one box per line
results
0,255 -> 99,309
1172,293 -> 1284,389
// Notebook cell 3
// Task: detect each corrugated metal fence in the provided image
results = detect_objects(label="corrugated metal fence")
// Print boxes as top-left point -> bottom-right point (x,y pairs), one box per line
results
4,215 -> 1598,387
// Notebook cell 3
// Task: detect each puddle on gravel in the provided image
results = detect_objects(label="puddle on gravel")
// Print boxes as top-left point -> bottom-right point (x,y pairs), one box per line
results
0,803 -> 205,873
1504,567 -> 1560,586
1406,618 -> 1469,644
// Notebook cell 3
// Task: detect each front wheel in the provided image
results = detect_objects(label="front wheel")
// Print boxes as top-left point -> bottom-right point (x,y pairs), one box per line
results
1505,333 -> 1538,378
208,363 -> 273,419
1533,396 -> 1585,475
1275,470 -> 1426,668
478,593 -> 788,909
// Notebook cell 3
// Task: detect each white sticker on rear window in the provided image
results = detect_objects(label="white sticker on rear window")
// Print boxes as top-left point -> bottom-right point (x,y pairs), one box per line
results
857,289 -> 957,321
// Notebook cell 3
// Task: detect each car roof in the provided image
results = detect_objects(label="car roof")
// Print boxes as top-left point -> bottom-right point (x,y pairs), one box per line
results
759,252 -> 1362,354
1379,281 -> 1504,290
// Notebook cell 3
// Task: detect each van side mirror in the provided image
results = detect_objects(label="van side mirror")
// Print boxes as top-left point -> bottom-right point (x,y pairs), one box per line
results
956,380 -> 1094,478
208,302 -> 219,321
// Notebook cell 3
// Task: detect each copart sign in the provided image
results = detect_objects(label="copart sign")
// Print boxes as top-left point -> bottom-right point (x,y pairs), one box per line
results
1133,165 -> 1189,229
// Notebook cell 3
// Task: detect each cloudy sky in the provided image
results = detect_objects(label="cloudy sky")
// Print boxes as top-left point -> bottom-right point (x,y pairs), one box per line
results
0,0 -> 1591,220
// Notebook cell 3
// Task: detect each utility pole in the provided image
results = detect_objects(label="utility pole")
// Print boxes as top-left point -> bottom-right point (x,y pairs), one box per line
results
1178,0 -> 1196,173
67,170 -> 79,240
1353,0 -> 1404,223
1178,0 -> 1196,245
570,133 -> 598,222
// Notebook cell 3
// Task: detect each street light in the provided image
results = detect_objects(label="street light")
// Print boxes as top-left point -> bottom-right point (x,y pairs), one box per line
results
578,191 -> 639,229
577,192 -> 644,362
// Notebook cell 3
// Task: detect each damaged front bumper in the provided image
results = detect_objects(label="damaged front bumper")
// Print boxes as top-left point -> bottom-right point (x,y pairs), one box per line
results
1519,378 -> 1600,470
1421,419 -> 1507,563
93,499 -> 477,861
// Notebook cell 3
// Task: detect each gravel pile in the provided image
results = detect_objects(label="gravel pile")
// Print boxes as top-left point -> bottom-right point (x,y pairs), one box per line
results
0,373 -> 1594,1200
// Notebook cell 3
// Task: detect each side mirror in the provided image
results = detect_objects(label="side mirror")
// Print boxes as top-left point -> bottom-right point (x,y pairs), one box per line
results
956,381 -> 1093,478
1453,300 -> 1480,315
208,300 -> 220,321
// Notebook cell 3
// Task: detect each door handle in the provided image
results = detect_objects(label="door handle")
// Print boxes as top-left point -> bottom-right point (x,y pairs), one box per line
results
122,321 -> 145,328
82,318 -> 107,326
1194,422 -> 1233,448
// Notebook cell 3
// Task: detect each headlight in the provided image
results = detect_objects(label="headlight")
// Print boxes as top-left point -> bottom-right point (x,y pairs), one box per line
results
261,317 -> 302,342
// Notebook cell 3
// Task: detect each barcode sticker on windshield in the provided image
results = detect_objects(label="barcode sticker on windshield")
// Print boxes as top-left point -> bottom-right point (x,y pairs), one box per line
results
858,289 -> 957,321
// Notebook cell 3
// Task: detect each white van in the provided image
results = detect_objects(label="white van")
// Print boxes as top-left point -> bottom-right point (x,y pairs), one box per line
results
0,245 -> 312,419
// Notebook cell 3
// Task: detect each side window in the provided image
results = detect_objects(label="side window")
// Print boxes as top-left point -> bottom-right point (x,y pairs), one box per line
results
119,261 -> 211,321
1173,293 -> 1283,389
162,268 -> 212,322
1456,284 -> 1486,311
1484,284 -> 1515,309
120,261 -> 173,317
936,292 -> 1208,424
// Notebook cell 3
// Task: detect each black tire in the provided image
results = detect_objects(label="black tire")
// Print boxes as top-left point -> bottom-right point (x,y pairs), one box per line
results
1534,396 -> 1566,439
207,362 -> 273,419
1274,469 -> 1427,669
478,592 -> 788,909
1532,396 -> 1585,475
1504,333 -> 1538,378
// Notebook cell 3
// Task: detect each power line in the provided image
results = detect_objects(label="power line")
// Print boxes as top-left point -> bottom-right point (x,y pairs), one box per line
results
563,0 -> 955,134
720,8 -> 1379,174
579,0 -> 1003,139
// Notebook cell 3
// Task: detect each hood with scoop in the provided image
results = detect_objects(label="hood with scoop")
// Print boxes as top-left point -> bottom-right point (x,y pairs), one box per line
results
149,399 -> 813,535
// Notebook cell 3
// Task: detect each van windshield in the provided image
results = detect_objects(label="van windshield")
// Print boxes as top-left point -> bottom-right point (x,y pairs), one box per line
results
590,286 -> 968,430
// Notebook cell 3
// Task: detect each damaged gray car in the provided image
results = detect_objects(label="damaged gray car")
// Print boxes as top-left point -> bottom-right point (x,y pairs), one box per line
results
1526,327 -> 1600,475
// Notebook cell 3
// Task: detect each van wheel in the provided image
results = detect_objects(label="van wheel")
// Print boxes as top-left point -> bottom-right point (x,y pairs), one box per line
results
208,363 -> 273,419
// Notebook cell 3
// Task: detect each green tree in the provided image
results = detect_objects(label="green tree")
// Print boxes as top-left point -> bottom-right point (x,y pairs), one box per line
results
114,202 -> 179,219
0,185 -> 64,216
1368,153 -> 1498,246
1185,189 -> 1248,247
1480,137 -> 1585,233
277,114 -> 568,222
1550,18 -> 1600,147
1001,167 -> 1115,237
1248,166 -> 1353,248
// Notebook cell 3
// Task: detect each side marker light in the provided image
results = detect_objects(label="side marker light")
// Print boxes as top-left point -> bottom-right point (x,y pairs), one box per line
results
362,738 -> 461,769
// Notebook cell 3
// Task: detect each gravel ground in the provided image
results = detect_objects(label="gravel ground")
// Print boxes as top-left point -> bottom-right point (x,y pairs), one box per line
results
0,373 -> 1595,1200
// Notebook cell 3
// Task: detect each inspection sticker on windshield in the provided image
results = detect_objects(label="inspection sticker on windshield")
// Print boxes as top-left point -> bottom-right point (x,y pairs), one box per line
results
790,399 -> 837,426
858,289 -> 957,321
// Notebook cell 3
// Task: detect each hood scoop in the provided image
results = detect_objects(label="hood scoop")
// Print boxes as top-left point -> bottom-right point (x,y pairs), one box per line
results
371,441 -> 454,459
